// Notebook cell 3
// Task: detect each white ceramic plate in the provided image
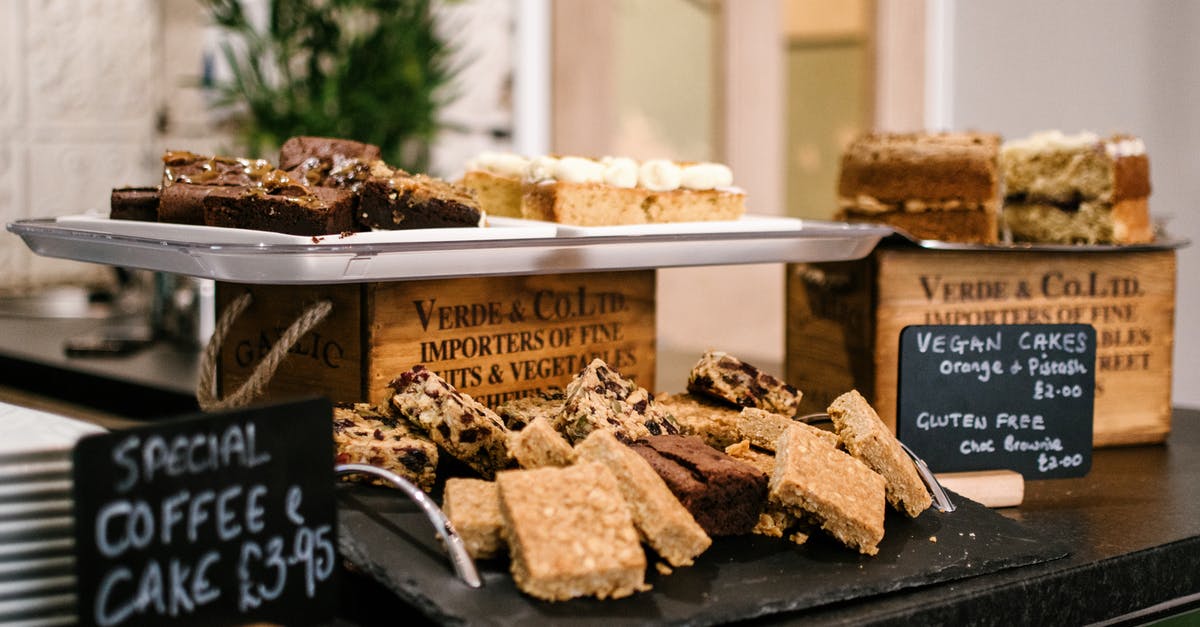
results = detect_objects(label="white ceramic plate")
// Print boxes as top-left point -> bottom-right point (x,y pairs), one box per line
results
55,213 -> 558,245
550,213 -> 806,237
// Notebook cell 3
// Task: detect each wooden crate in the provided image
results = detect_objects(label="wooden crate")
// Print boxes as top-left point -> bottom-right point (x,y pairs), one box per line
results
787,247 -> 1177,446
215,271 -> 656,407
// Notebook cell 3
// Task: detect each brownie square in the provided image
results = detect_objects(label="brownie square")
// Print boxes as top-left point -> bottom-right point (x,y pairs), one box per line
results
110,187 -> 160,222
202,186 -> 358,236
357,175 -> 482,230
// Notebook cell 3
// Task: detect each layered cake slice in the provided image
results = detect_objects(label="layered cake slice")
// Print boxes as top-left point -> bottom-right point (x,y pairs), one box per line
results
828,390 -> 931,518
576,430 -> 711,566
554,358 -> 678,444
1000,130 -> 1152,244
389,365 -> 511,479
687,350 -> 802,417
458,152 -> 746,225
497,463 -> 647,601
332,402 -> 438,493
837,132 -> 1002,244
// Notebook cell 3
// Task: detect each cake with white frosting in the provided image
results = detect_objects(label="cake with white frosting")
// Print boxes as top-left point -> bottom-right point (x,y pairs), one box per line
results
459,152 -> 746,225
1000,130 -> 1152,244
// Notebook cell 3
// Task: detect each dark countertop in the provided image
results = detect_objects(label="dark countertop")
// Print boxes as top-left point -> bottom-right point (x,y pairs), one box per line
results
1,315 -> 1198,625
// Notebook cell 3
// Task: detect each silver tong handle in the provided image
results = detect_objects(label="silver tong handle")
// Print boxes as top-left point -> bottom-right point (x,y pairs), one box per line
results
797,413 -> 956,513
336,463 -> 483,588
897,441 -> 956,513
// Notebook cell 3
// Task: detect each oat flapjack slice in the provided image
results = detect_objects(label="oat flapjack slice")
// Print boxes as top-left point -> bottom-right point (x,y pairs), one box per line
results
828,389 -> 931,517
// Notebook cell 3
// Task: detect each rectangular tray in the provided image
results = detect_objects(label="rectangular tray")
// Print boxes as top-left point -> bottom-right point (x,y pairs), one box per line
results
337,485 -> 1066,626
7,216 -> 891,284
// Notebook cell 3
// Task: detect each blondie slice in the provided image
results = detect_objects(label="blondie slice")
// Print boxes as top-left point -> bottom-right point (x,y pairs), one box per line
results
770,424 -> 887,555
656,392 -> 743,449
389,365 -> 511,479
828,390 -> 931,518
576,430 -> 711,566
497,463 -> 647,601
737,407 -> 838,452
507,416 -> 575,469
442,478 -> 504,559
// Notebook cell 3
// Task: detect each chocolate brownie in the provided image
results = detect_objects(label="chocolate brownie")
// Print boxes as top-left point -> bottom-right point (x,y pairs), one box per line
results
629,434 -> 767,536
202,185 -> 358,236
109,187 -> 160,222
161,150 -> 297,189
357,174 -> 483,230
278,136 -> 383,171
279,136 -> 388,190
158,183 -> 224,225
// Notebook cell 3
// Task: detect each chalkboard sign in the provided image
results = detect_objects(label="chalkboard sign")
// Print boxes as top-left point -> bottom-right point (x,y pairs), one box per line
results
897,324 -> 1095,479
72,398 -> 338,627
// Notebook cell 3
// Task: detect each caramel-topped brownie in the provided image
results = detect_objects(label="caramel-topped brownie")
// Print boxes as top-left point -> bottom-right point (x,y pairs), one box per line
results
576,430 -> 711,566
687,350 -> 802,416
656,392 -> 743,449
158,150 -> 305,225
332,402 -> 438,492
770,424 -> 887,555
389,365 -> 511,479
497,463 -> 647,601
828,390 -> 931,518
442,478 -> 504,559
737,407 -> 838,452
358,174 -> 482,230
202,185 -> 358,236
278,136 -> 388,191
506,416 -> 574,469
1001,130 -> 1152,244
629,435 -> 767,537
554,358 -> 678,444
494,392 -> 565,431
837,132 -> 1002,244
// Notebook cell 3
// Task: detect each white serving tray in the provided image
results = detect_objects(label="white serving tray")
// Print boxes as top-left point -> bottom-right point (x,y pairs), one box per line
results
8,214 -> 892,284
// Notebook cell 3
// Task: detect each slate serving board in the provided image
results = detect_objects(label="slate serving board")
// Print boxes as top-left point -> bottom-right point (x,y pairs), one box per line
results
336,485 -> 1066,626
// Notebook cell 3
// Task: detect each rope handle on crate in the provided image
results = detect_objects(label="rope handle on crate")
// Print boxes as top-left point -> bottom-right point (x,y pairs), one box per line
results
196,291 -> 333,411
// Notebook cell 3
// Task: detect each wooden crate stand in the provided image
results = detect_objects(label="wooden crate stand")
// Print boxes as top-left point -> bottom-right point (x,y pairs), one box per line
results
787,247 -> 1177,447
215,271 -> 656,407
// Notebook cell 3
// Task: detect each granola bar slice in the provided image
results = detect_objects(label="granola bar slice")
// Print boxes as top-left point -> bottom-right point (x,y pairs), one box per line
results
576,430 -> 711,566
442,478 -> 504,559
497,463 -> 647,601
737,407 -> 838,452
389,365 -> 511,479
828,390 -> 932,518
332,403 -> 438,492
507,416 -> 575,469
770,424 -> 887,555
687,350 -> 802,416
554,358 -> 678,444
724,439 -> 801,541
656,392 -> 743,449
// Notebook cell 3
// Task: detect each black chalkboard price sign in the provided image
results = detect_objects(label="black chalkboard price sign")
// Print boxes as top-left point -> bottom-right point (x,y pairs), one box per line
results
72,398 -> 337,627
897,324 -> 1095,479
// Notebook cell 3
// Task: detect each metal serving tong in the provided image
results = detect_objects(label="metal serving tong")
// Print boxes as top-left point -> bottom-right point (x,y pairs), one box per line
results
335,463 -> 483,588
798,413 -> 956,513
